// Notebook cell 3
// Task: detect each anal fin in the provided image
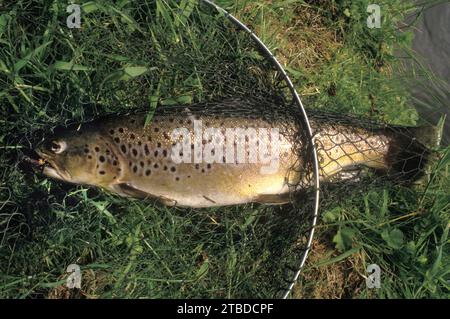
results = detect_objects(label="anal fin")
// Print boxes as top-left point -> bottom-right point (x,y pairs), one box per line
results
255,193 -> 291,205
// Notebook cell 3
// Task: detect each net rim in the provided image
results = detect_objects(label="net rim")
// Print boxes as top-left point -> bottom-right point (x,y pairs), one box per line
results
201,0 -> 321,299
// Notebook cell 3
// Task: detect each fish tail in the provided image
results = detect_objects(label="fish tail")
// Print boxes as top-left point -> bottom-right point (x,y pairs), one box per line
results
385,122 -> 443,181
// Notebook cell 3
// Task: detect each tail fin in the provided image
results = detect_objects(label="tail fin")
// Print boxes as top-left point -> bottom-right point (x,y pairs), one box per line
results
386,121 -> 443,182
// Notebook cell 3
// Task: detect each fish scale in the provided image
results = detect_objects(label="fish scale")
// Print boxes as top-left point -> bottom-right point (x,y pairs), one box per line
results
96,112 -> 298,207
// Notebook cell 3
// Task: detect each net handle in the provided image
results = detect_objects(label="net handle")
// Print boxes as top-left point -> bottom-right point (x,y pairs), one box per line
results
200,0 -> 321,299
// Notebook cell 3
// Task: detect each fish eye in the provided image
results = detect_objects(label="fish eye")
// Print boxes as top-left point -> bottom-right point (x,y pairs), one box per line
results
50,140 -> 66,154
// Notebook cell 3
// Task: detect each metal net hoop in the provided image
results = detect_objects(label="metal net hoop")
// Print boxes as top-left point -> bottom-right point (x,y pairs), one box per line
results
201,0 -> 321,299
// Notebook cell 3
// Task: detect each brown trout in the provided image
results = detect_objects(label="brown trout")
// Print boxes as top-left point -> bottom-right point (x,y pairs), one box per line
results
32,100 -> 437,208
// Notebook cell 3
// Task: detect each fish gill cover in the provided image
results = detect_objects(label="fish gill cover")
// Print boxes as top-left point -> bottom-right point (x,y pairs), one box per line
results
0,0 -> 448,298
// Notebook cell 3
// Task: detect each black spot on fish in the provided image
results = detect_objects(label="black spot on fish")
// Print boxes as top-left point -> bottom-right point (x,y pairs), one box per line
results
157,142 -> 161,148
113,160 -> 118,166
119,128 -> 124,133
99,171 -> 105,175
144,144 -> 150,155
201,169 -> 205,173
95,146 -> 100,152
169,118 -> 174,123
195,164 -> 200,170
187,175 -> 191,178
133,166 -> 138,173
154,163 -> 159,169
163,150 -> 168,157
130,134 -> 135,139
163,166 -> 168,171
140,161 -> 144,168
154,127 -> 159,133
99,156 -> 105,163
207,164 -> 212,169
132,149 -> 138,157
138,141 -> 142,146
88,155 -> 92,159
176,177 -> 180,181
170,167 -> 176,172
145,170 -> 151,176
109,129 -> 114,135
154,150 -> 158,157
84,148 -> 89,154
129,161 -> 132,167
114,137 -> 120,143
106,150 -> 110,155
121,145 -> 127,153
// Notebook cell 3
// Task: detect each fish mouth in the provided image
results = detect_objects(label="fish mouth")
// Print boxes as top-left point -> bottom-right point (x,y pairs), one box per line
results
24,150 -> 71,181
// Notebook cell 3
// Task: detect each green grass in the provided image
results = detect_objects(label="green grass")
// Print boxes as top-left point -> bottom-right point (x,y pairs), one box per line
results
1,0 -> 449,298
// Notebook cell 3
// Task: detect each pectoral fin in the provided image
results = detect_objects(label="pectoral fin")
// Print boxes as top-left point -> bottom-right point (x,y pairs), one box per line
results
109,183 -> 177,206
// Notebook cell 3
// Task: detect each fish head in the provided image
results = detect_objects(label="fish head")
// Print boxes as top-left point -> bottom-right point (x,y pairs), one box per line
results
34,125 -> 119,186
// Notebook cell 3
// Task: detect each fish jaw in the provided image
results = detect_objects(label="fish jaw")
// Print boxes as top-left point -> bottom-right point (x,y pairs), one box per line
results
42,165 -> 67,181
32,149 -> 73,182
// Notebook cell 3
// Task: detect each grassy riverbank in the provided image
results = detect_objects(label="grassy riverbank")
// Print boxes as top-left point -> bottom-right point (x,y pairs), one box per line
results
0,0 -> 448,298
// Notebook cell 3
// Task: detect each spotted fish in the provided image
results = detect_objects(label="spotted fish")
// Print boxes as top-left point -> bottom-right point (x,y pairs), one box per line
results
31,100 -> 438,208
